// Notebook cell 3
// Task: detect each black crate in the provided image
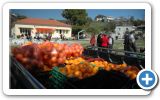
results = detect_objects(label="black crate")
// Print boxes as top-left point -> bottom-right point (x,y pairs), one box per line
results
49,67 -> 139,89
68,70 -> 132,89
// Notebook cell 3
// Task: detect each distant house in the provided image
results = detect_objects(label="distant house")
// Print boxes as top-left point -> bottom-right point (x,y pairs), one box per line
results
105,16 -> 114,22
114,17 -> 129,26
115,26 -> 136,39
95,15 -> 114,22
12,18 -> 72,39
95,15 -> 106,22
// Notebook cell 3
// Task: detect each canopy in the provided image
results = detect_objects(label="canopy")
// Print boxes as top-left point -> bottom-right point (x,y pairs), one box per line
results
36,28 -> 55,33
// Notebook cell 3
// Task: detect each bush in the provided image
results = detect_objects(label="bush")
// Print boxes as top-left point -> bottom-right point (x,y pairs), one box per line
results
16,35 -> 21,39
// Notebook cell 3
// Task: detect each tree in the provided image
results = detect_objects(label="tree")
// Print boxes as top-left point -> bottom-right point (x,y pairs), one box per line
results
62,9 -> 88,26
72,25 -> 84,36
103,21 -> 116,32
9,13 -> 27,37
86,21 -> 105,34
86,17 -> 93,24
10,13 -> 27,29
16,14 -> 27,20
133,19 -> 145,26
86,26 -> 99,34
85,17 -> 93,27
129,16 -> 135,24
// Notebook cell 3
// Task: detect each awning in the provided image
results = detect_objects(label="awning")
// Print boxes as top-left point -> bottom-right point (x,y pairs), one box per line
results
36,28 -> 55,33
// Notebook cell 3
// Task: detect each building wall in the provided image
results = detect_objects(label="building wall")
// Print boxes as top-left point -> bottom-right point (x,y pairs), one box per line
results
115,26 -> 135,39
105,16 -> 114,22
14,24 -> 72,38
96,17 -> 104,21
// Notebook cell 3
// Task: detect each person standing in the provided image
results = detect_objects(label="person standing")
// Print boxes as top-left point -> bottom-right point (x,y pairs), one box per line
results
101,34 -> 109,48
124,31 -> 130,52
97,33 -> 102,47
108,35 -> 114,49
60,33 -> 63,40
124,30 -> 132,56
90,33 -> 96,46
129,31 -> 137,52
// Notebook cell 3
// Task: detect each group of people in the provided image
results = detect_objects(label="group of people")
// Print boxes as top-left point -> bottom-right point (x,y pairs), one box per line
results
34,33 -> 52,41
90,31 -> 138,53
20,33 -> 32,41
90,33 -> 114,49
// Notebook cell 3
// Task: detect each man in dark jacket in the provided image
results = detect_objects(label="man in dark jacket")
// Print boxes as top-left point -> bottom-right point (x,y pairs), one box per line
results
97,33 -> 102,47
124,31 -> 130,51
124,31 -> 132,57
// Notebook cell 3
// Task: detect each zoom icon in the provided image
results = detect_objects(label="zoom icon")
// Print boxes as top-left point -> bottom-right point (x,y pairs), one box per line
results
137,69 -> 158,90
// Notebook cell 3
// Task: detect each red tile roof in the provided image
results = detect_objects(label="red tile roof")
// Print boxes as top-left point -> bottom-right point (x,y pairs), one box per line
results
16,18 -> 71,27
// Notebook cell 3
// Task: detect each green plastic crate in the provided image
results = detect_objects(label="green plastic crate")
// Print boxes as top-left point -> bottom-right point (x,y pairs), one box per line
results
49,67 -> 67,88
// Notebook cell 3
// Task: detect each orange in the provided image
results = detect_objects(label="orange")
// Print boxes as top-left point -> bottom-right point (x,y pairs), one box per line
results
74,71 -> 81,77
15,53 -> 23,61
51,56 -> 57,63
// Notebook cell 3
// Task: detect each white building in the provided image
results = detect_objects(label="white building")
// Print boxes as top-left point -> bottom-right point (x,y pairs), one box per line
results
115,26 -> 136,39
95,15 -> 114,22
105,16 -> 114,22
95,15 -> 105,21
12,18 -> 72,39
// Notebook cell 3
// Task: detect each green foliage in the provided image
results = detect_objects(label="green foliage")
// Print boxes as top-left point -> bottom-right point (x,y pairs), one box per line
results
129,16 -> 135,23
72,25 -> 84,36
129,16 -> 144,26
85,21 -> 116,34
103,21 -> 116,32
16,35 -> 21,39
133,19 -> 145,26
85,21 -> 105,34
10,13 -> 27,29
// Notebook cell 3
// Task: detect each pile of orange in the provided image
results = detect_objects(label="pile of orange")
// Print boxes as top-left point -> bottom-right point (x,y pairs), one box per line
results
65,57 -> 85,65
90,60 -> 128,71
123,66 -> 139,79
12,41 -> 84,71
60,61 -> 99,79
90,61 -> 110,71
60,57 -> 139,80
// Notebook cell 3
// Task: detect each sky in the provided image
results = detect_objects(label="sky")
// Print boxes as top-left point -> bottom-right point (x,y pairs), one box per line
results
10,9 -> 145,20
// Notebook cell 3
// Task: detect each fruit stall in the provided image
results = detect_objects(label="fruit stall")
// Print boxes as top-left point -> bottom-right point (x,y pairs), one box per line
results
10,41 -> 144,89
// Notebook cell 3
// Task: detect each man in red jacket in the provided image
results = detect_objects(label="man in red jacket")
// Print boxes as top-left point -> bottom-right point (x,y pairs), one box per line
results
101,34 -> 109,48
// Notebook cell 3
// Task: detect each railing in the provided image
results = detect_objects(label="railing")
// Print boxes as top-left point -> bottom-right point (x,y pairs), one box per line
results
86,45 -> 145,58
10,56 -> 46,89
83,46 -> 145,70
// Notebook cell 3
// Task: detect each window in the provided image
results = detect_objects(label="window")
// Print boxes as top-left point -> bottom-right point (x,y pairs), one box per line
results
66,30 -> 69,34
59,30 -> 62,34
56,29 -> 69,34
62,30 -> 65,34
56,29 -> 59,33
19,28 -> 31,35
